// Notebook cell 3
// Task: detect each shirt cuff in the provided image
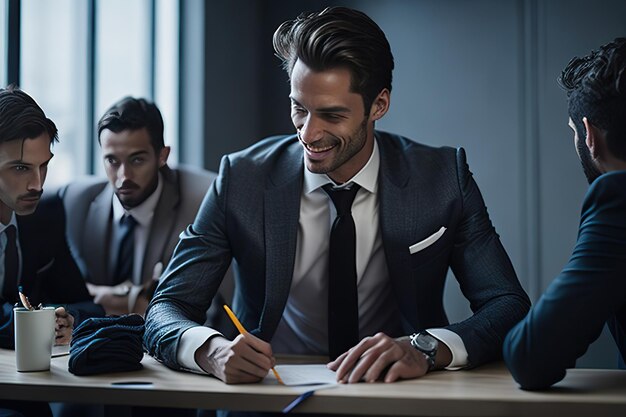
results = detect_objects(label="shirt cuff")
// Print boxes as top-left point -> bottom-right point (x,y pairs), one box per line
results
426,328 -> 468,370
177,326 -> 222,374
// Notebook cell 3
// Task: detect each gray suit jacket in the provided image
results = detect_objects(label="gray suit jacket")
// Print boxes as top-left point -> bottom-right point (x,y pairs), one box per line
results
60,165 -> 214,286
145,132 -> 530,369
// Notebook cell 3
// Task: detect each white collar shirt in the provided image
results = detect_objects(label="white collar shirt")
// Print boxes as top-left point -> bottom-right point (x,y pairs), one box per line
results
110,172 -> 163,285
271,139 -> 404,355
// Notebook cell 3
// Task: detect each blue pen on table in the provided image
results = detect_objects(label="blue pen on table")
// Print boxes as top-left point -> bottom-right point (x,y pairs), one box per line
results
111,381 -> 153,386
282,389 -> 315,413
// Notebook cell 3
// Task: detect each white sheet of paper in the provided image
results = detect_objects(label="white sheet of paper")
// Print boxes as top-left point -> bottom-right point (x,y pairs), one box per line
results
263,364 -> 338,386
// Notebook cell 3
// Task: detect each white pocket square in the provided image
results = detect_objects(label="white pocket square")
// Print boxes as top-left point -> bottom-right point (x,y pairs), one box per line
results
409,226 -> 447,254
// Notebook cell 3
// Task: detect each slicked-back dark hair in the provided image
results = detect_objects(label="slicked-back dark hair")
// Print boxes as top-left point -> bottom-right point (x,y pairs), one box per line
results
97,96 -> 165,152
273,6 -> 394,113
558,37 -> 626,161
0,85 -> 58,145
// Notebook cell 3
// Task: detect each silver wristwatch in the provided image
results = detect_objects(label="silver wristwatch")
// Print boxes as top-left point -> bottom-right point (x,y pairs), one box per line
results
410,332 -> 438,371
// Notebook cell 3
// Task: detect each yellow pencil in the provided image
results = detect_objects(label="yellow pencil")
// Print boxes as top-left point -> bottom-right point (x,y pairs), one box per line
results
223,304 -> 284,385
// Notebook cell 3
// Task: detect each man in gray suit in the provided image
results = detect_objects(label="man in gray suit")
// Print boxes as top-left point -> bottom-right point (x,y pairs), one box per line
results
145,6 -> 529,388
60,97 -> 214,316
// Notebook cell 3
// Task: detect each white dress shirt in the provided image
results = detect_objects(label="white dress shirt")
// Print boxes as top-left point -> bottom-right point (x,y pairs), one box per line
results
271,140 -> 402,354
178,139 -> 468,372
110,173 -> 163,285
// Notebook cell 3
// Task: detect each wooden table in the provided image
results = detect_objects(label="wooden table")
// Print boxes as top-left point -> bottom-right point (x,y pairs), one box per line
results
1,349 -> 626,416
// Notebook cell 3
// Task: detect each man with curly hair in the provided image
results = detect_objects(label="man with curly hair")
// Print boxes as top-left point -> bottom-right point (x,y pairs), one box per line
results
504,38 -> 626,390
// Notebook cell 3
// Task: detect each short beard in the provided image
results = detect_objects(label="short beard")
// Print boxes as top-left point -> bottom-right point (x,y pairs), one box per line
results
326,117 -> 369,173
306,118 -> 369,175
117,167 -> 160,209
577,137 -> 602,184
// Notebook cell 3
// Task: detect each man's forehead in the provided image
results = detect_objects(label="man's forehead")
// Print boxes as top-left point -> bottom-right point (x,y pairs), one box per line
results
0,136 -> 53,163
100,128 -> 155,153
101,127 -> 151,143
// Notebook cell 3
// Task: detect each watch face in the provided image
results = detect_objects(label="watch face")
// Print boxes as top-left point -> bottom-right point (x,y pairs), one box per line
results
414,333 -> 437,351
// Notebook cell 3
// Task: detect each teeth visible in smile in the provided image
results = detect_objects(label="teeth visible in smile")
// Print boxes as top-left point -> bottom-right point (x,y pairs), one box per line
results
306,143 -> 334,153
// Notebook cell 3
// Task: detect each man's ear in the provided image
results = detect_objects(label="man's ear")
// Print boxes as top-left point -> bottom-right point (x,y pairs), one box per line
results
369,89 -> 390,121
583,117 -> 604,159
158,146 -> 171,167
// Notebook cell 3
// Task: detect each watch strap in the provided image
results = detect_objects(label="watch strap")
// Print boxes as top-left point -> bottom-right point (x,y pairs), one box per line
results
410,332 -> 437,371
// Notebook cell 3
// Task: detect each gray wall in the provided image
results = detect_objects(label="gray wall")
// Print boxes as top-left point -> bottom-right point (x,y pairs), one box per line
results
190,0 -> 626,368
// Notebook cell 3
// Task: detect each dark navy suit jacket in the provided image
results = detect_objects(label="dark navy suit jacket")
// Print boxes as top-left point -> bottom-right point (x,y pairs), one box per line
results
504,170 -> 626,390
145,132 -> 530,370
0,196 -> 104,349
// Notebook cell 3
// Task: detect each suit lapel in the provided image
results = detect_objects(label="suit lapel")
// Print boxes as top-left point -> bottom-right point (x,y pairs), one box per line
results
84,186 -> 113,285
257,142 -> 303,340
143,168 -> 179,283
377,134 -> 420,327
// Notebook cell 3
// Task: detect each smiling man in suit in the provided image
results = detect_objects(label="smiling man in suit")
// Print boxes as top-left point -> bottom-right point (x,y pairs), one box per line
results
145,6 -> 530,392
59,97 -> 215,317
504,38 -> 626,390
0,86 -> 103,417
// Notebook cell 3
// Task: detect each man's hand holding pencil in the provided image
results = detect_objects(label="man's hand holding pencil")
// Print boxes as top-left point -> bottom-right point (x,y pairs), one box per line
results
192,305 -> 282,384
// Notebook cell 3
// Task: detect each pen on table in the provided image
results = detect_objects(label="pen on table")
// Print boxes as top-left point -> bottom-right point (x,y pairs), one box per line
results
223,304 -> 284,385
282,389 -> 315,414
111,381 -> 153,386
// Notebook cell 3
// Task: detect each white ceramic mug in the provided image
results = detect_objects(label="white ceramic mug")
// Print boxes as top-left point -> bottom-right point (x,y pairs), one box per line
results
14,306 -> 55,372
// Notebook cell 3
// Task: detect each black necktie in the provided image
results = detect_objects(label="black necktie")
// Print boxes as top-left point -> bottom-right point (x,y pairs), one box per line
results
114,215 -> 137,285
323,184 -> 361,360
3,225 -> 19,303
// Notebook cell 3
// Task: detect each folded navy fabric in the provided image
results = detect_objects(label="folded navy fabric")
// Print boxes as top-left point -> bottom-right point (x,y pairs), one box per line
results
68,314 -> 145,376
